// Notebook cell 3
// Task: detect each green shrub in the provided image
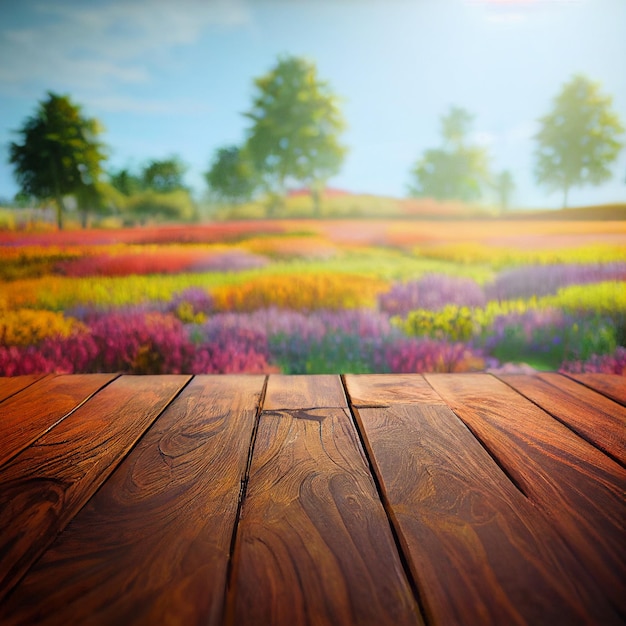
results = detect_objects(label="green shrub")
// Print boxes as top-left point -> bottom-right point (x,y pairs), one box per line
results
123,190 -> 197,223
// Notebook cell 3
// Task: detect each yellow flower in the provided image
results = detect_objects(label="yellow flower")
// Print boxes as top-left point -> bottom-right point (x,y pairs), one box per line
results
0,309 -> 85,346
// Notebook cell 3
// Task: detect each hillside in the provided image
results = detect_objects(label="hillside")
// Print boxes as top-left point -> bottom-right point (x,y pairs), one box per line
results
502,203 -> 626,221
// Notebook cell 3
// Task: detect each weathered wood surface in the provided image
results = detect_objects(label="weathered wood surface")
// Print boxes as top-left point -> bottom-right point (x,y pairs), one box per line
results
344,373 -> 445,407
345,374 -> 620,625
0,373 -> 116,468
263,373 -> 347,410
500,372 -> 626,465
2,376 -> 263,626
0,374 -> 47,403
566,372 -> 626,406
0,375 -> 189,604
227,376 -> 420,626
426,373 -> 626,617
0,372 -> 624,626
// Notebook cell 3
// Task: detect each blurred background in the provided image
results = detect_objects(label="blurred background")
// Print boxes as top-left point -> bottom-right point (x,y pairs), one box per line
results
0,0 -> 624,377
1,0 -> 625,214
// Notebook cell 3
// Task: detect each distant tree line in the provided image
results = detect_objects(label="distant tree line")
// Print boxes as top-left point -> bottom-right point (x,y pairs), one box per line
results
107,157 -> 196,225
7,57 -> 624,228
407,75 -> 624,210
7,93 -> 195,228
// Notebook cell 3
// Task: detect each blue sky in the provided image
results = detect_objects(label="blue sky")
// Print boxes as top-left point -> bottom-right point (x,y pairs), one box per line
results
0,0 -> 625,208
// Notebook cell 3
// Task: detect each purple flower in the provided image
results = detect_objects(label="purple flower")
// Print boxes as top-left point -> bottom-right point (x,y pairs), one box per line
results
379,274 -> 485,316
560,347 -> 626,374
167,287 -> 215,317
486,263 -> 626,301
189,250 -> 268,272
384,338 -> 485,373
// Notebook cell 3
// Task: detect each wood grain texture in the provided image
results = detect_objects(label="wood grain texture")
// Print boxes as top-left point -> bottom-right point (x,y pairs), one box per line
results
352,399 -> 621,625
565,373 -> 626,406
2,373 -> 625,626
0,374 -> 47,403
425,373 -> 626,616
498,373 -> 626,465
227,406 -> 421,626
0,373 -> 116,468
0,375 -> 264,626
344,373 -> 445,407
0,374 -> 188,604
264,374 -> 346,410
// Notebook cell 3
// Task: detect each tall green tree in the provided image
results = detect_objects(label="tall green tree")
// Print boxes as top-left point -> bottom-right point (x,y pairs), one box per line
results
108,167 -> 143,196
408,106 -> 489,202
141,157 -> 188,193
243,55 -> 347,215
205,145 -> 257,205
534,75 -> 624,208
441,106 -> 474,146
9,92 -> 106,229
493,169 -> 515,212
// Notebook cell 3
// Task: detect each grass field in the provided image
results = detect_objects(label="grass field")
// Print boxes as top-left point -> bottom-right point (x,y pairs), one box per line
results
1,218 -> 625,376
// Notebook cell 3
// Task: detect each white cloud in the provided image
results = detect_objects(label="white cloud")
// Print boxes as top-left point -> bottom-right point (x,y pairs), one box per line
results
503,120 -> 538,143
470,121 -> 537,149
82,94 -> 213,115
471,130 -> 497,146
0,0 -> 252,93
37,0 -> 251,59
466,0 -> 587,27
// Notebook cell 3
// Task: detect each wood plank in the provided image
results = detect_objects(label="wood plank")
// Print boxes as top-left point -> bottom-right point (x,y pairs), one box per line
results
227,406 -> 421,626
0,374 -> 47,403
497,373 -> 626,465
0,373 -> 116,468
566,373 -> 626,406
425,372 -> 626,616
0,374 -> 188,604
348,378 -> 621,625
344,373 -> 445,407
0,375 -> 264,626
264,374 -> 347,410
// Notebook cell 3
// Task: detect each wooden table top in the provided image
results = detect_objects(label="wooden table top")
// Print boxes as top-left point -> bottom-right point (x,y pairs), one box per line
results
0,372 -> 624,625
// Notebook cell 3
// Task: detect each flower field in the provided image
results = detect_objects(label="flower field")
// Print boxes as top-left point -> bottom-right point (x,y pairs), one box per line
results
1,219 -> 625,376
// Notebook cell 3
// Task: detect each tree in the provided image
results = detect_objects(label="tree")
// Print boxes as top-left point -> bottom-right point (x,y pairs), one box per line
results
408,106 -> 489,202
9,91 -> 106,229
107,159 -> 195,224
493,170 -> 515,213
141,157 -> 188,193
534,75 -> 624,208
125,189 -> 196,224
109,167 -> 143,196
74,181 -> 128,228
205,145 -> 257,205
74,183 -> 101,228
441,106 -> 474,146
243,55 -> 347,215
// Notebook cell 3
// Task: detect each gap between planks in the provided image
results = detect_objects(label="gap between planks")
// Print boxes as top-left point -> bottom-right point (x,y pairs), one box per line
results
493,373 -> 626,469
346,373 -> 624,625
340,374 -> 431,626
224,375 -> 421,625
223,375 -> 269,616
